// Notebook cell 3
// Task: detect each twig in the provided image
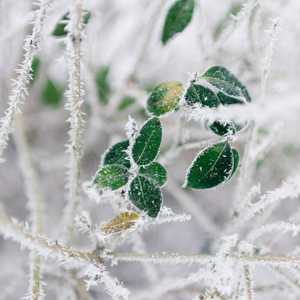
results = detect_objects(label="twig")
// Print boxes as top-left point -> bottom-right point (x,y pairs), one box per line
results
14,115 -> 46,300
243,265 -> 253,300
63,0 -> 86,239
0,0 -> 51,162
0,207 -> 102,268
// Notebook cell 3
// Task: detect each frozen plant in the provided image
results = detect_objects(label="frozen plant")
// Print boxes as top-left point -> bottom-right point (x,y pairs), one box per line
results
1,0 -> 300,299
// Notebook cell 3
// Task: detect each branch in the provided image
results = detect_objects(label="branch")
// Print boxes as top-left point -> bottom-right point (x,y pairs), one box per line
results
14,115 -> 46,300
0,207 -> 102,268
112,251 -> 300,267
0,0 -> 51,162
63,0 -> 86,239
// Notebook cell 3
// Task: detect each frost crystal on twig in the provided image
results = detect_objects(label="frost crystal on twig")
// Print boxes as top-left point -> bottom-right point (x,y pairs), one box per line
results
63,0 -> 86,239
0,0 -> 51,162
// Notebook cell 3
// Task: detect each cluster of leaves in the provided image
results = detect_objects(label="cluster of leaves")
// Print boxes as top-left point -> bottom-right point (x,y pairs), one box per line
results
147,66 -> 251,189
92,62 -> 251,220
94,117 -> 167,218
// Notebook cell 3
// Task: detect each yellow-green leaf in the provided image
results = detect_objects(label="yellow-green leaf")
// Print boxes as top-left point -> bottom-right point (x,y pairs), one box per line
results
101,211 -> 140,235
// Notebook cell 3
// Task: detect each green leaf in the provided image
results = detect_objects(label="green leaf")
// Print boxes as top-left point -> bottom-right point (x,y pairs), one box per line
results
132,117 -> 162,166
162,0 -> 195,45
94,164 -> 129,191
83,11 -> 92,25
52,10 -> 91,37
185,84 -> 219,108
147,81 -> 183,116
41,79 -> 63,108
52,12 -> 69,37
118,96 -> 136,111
139,162 -> 167,187
213,3 -> 242,40
227,148 -> 239,181
202,66 -> 251,105
95,65 -> 111,105
30,56 -> 41,84
185,141 -> 234,189
209,120 -> 242,136
102,140 -> 131,169
128,175 -> 162,218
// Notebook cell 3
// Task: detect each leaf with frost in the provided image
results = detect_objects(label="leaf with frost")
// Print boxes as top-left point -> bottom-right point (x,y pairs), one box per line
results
94,164 -> 129,190
185,84 -> 219,107
184,141 -> 234,189
147,81 -> 183,116
102,140 -> 131,169
132,117 -> 162,166
226,148 -> 240,181
208,119 -> 244,136
101,211 -> 140,235
128,175 -> 162,218
162,0 -> 195,45
202,66 -> 251,104
139,162 -> 167,187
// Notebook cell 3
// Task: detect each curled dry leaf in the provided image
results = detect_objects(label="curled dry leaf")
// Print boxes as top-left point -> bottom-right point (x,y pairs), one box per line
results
101,211 -> 140,235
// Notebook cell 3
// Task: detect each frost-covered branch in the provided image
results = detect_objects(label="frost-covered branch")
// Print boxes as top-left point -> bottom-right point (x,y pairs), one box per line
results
0,0 -> 51,162
0,207 -> 102,268
112,251 -> 300,268
63,0 -> 86,238
243,265 -> 253,300
231,172 -> 300,230
14,115 -> 46,300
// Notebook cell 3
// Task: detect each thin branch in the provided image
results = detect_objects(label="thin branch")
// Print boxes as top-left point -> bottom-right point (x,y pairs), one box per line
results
0,207 -> 102,268
243,265 -> 253,300
112,251 -> 300,267
63,0 -> 86,239
0,0 -> 51,162
14,115 -> 46,300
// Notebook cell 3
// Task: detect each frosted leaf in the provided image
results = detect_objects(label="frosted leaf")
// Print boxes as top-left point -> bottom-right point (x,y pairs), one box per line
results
131,117 -> 162,166
184,141 -> 234,189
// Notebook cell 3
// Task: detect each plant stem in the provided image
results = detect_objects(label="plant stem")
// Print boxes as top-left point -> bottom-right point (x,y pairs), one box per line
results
0,0 -> 51,162
63,0 -> 85,240
15,115 -> 45,300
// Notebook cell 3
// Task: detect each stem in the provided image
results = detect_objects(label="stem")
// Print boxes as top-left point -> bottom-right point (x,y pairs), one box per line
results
14,115 -> 45,300
0,207 -> 102,267
63,0 -> 85,239
112,251 -> 300,267
243,265 -> 253,300
0,0 -> 51,162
